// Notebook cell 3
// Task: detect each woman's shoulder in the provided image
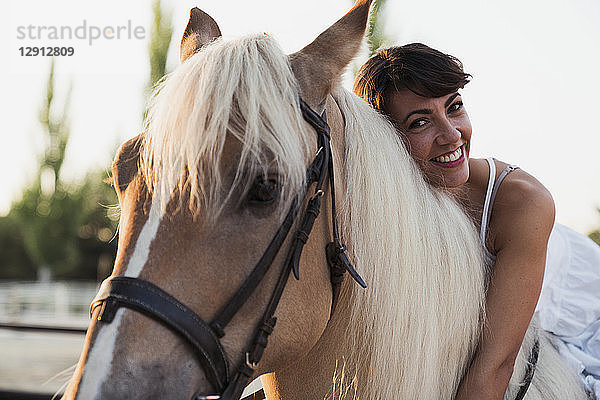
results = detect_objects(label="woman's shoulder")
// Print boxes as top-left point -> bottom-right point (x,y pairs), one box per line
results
468,157 -> 552,205
485,158 -> 555,250
490,159 -> 553,209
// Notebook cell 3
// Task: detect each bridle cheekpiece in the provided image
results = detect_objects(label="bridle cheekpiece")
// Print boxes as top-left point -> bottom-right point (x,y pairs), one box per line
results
90,97 -> 366,400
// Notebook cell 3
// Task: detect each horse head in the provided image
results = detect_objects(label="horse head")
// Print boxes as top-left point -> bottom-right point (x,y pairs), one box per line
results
64,2 -> 373,399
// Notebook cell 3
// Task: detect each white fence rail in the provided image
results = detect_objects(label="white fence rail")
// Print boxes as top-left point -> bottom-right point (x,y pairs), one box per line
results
0,281 -> 98,328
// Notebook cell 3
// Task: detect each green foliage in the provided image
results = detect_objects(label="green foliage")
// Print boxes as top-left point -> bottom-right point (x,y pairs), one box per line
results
39,60 -> 70,187
365,0 -> 390,57
1,0 -> 175,281
1,0 -> 174,281
148,0 -> 173,91
4,172 -> 118,280
589,208 -> 600,246
590,231 -> 600,246
143,0 -> 173,123
0,216 -> 37,280
351,0 -> 391,78
0,60 -> 118,281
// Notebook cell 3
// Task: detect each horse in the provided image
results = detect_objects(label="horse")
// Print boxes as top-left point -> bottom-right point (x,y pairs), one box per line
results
63,1 -> 590,399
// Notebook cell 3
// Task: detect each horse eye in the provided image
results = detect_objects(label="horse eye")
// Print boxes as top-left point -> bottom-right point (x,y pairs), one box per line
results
248,178 -> 280,204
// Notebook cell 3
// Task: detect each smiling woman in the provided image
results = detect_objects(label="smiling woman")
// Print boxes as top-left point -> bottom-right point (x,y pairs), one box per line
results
354,42 -> 600,400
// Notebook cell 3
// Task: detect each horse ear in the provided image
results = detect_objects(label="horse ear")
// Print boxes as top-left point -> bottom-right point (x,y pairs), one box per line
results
289,0 -> 373,110
111,135 -> 142,192
180,8 -> 222,63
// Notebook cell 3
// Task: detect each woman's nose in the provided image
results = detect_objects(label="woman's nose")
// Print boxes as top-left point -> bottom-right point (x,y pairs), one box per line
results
436,120 -> 462,145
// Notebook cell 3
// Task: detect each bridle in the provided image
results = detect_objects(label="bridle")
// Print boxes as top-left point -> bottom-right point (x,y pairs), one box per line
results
90,98 -> 367,400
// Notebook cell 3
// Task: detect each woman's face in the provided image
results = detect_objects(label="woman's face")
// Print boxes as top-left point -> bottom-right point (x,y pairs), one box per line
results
385,89 -> 472,188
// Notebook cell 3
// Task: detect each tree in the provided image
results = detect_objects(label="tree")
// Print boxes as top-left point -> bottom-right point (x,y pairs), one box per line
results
589,208 -> 600,246
365,0 -> 390,57
0,60 -> 118,281
147,0 -> 173,93
590,230 -> 600,246
0,2 -> 174,281
350,0 -> 391,77
142,0 -> 173,123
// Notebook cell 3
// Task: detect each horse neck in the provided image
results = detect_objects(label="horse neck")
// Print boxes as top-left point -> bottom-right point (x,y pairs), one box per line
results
266,95 -> 367,399
262,95 -> 358,400
263,91 -> 487,399
262,280 -> 359,400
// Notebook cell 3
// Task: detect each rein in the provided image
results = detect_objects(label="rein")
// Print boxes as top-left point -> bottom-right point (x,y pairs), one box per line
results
90,97 -> 366,400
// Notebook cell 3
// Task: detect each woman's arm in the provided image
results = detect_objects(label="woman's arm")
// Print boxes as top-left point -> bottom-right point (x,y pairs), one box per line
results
455,172 -> 555,400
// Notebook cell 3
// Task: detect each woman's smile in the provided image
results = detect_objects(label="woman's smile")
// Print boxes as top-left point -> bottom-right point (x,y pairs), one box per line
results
431,144 -> 466,167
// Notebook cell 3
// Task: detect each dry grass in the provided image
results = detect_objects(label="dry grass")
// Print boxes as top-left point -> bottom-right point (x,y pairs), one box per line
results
325,358 -> 359,400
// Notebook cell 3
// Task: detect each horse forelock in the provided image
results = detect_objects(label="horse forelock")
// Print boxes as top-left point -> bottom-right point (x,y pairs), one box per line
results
140,34 -> 313,223
329,88 -> 487,399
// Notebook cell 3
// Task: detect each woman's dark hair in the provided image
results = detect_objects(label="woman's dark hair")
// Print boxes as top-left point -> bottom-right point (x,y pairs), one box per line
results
353,43 -> 471,112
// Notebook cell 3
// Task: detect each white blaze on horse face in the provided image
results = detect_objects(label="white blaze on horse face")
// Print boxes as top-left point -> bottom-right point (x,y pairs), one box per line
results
77,197 -> 166,398
76,310 -> 125,399
123,197 -> 165,278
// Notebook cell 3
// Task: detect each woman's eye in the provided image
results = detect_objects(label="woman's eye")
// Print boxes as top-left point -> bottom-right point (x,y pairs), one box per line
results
248,178 -> 280,204
408,118 -> 429,130
448,101 -> 463,113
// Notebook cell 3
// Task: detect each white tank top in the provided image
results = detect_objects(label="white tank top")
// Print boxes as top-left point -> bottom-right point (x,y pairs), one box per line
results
480,157 -> 519,264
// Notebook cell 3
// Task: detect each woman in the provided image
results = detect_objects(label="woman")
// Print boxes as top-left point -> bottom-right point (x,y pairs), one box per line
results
353,43 -> 600,399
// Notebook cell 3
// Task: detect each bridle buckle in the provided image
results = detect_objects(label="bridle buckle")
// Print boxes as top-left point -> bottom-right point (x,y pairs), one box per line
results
311,189 -> 325,200
245,352 -> 259,369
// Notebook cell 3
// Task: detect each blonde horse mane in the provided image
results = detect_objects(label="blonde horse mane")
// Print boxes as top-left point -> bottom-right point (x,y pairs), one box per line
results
140,34 -> 313,220
330,88 -> 487,399
140,31 -> 488,398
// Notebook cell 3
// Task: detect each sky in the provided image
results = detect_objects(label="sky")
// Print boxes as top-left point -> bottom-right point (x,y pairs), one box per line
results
2,0 -> 600,234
